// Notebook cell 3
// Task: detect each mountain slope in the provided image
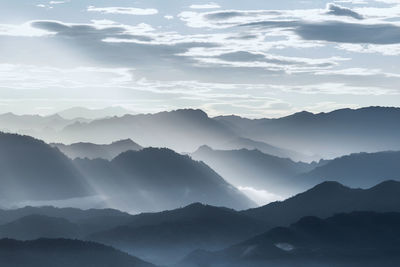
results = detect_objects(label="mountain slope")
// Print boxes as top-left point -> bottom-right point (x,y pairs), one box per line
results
0,206 -> 131,234
298,151 -> 400,189
0,132 -> 91,202
88,203 -> 269,265
52,139 -> 142,160
192,146 -> 316,198
0,215 -> 81,240
242,180 -> 400,226
74,148 -> 255,213
215,107 -> 400,158
0,238 -> 154,267
181,212 -> 400,267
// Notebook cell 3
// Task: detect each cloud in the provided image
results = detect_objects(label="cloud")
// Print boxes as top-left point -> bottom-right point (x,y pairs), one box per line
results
326,3 -> 364,19
87,6 -> 158,15
190,2 -> 221,9
0,22 -> 54,37
294,21 -> 400,44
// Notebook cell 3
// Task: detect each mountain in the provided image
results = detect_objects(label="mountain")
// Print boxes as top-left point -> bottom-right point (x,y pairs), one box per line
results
218,137 -> 312,162
0,112 -> 89,142
215,107 -> 400,158
298,151 -> 400,189
181,212 -> 400,267
74,148 -> 255,212
0,206 -> 132,234
57,106 -> 134,120
0,215 -> 81,240
60,109 -> 236,152
242,180 -> 400,226
0,238 -> 154,267
0,132 -> 91,203
192,146 -> 317,199
88,203 -> 269,265
52,139 -> 143,160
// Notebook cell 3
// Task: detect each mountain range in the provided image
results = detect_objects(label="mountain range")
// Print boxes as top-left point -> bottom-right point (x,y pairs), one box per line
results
181,211 -> 400,267
215,106 -> 400,158
52,139 -> 142,160
1,180 -> 400,266
0,132 -> 253,212
0,238 -> 154,267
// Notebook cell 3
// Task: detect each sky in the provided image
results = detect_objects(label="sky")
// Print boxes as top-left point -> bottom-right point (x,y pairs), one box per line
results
0,0 -> 400,118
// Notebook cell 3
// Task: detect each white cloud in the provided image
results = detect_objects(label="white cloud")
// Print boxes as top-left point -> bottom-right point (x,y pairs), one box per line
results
0,22 -> 54,37
190,2 -> 221,9
87,6 -> 158,15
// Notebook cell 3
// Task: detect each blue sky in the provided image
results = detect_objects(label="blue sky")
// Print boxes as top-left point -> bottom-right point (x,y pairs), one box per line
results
0,0 -> 399,117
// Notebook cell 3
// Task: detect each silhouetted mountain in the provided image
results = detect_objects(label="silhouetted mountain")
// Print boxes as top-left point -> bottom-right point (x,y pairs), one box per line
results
242,180 -> 400,226
74,148 -> 255,212
0,132 -> 91,202
0,206 -> 131,234
192,146 -> 316,198
0,238 -> 154,267
215,107 -> 400,158
181,212 -> 400,267
52,139 -> 143,160
0,215 -> 81,240
88,203 -> 269,265
57,106 -> 133,120
299,151 -> 400,189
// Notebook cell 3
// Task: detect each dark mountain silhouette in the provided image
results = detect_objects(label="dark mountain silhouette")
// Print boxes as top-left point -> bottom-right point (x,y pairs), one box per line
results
0,215 -> 81,240
192,146 -> 317,197
242,180 -> 400,226
298,151 -> 400,189
74,148 -> 255,212
181,212 -> 400,267
0,132 -> 91,202
0,206 -> 132,234
88,203 -> 269,265
215,107 -> 400,158
52,139 -> 143,160
0,238 -> 154,267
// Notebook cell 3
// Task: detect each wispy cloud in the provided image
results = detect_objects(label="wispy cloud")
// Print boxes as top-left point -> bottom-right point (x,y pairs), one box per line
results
190,2 -> 221,9
87,6 -> 158,15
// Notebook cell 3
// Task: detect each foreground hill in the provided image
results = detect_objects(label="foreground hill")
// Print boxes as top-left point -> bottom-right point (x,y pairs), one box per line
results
243,180 -> 400,226
192,146 -> 316,198
88,203 -> 269,265
215,107 -> 400,158
75,148 -> 255,212
0,132 -> 91,202
181,212 -> 400,267
52,139 -> 143,160
0,238 -> 154,267
299,151 -> 400,189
